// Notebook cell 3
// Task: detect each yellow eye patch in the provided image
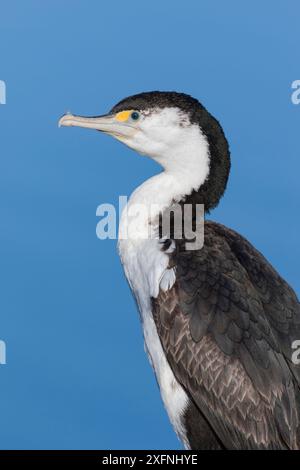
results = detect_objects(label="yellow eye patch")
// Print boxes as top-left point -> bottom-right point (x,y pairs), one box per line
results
115,110 -> 132,122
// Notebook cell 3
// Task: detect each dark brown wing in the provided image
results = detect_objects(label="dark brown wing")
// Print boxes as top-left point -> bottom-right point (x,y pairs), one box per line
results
152,221 -> 300,449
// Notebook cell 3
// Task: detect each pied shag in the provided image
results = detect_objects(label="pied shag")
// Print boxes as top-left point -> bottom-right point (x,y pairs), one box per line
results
59,91 -> 300,450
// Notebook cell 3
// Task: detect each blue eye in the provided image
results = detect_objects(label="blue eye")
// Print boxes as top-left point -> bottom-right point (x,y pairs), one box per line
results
131,111 -> 140,121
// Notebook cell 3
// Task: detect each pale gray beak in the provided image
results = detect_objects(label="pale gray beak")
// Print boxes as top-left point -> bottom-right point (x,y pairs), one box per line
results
58,113 -> 135,140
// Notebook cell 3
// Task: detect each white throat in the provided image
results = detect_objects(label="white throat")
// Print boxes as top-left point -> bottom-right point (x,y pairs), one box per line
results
119,123 -> 210,241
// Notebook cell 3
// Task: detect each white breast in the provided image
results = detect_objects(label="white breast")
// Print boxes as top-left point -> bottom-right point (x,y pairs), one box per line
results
117,175 -> 190,448
118,235 -> 189,448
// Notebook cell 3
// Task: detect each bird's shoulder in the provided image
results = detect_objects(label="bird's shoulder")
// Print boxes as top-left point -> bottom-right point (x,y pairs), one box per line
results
175,219 -> 300,352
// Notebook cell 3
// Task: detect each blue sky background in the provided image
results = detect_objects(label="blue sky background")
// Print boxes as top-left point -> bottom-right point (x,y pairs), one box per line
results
0,0 -> 299,450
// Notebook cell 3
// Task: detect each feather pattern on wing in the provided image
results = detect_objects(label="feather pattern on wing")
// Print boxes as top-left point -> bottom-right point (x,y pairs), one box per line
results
152,221 -> 300,449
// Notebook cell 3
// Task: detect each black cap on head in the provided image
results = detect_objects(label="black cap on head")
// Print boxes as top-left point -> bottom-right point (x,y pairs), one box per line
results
110,91 -> 203,117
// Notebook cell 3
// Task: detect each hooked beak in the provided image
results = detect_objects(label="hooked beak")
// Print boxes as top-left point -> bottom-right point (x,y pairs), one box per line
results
58,113 -> 136,140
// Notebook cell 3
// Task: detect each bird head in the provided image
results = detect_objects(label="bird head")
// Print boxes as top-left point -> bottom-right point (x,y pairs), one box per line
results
59,91 -> 230,210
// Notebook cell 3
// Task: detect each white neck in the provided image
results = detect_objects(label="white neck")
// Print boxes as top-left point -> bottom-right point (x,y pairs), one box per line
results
119,124 -> 210,241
